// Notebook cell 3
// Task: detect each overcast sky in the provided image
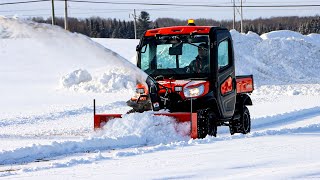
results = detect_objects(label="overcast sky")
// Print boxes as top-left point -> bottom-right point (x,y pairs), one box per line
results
0,0 -> 320,21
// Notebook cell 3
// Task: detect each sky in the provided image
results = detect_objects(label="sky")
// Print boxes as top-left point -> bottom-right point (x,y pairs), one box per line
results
0,0 -> 320,21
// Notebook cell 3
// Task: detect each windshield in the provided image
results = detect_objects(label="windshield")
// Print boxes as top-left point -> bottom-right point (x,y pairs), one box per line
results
138,35 -> 210,79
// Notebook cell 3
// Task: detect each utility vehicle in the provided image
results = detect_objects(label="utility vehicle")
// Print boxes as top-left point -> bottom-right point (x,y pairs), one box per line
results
94,20 -> 253,138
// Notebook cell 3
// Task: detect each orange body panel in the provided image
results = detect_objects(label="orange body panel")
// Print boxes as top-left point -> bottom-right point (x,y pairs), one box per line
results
236,76 -> 254,93
221,77 -> 233,95
145,26 -> 211,36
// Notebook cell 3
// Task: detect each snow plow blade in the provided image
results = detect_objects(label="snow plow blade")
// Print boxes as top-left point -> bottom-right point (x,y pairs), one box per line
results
94,100 -> 198,138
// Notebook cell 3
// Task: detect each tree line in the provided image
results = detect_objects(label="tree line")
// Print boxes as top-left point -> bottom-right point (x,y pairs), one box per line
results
31,11 -> 320,39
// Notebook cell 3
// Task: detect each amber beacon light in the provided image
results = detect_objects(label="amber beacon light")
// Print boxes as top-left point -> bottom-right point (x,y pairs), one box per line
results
188,19 -> 196,26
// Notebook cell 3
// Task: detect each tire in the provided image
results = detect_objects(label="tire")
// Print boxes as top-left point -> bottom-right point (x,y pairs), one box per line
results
229,106 -> 251,135
197,109 -> 217,138
229,122 -> 236,135
240,106 -> 251,134
207,110 -> 217,137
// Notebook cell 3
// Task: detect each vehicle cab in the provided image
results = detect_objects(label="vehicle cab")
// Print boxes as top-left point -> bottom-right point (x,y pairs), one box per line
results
134,20 -> 237,120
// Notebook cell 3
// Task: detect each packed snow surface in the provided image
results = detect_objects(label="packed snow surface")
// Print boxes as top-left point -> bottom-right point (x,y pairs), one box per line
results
0,17 -> 320,179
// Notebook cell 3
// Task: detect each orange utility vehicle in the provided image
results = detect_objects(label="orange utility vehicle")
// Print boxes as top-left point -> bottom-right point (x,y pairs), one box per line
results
94,20 -> 254,138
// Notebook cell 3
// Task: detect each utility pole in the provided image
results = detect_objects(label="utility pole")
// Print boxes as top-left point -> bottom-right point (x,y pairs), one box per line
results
133,9 -> 137,39
51,0 -> 55,25
240,0 -> 243,33
233,0 -> 245,33
232,0 -> 235,30
64,0 -> 68,30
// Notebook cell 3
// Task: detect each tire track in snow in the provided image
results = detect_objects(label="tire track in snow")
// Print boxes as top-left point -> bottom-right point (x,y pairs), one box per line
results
0,135 -> 145,166
0,106 -> 319,167
217,106 -> 320,134
1,122 -> 320,178
0,101 -> 126,127
252,106 -> 320,130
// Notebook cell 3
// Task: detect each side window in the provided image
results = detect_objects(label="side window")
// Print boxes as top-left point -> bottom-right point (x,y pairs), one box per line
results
217,40 -> 229,70
140,44 -> 150,70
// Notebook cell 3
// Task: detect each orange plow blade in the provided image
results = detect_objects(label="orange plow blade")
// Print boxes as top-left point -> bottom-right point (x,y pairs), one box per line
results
94,112 -> 198,139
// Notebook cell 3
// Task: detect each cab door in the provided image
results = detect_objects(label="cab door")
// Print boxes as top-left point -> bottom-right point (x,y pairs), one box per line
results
215,30 -> 236,118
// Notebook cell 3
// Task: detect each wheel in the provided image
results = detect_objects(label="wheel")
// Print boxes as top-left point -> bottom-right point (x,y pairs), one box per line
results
229,106 -> 251,135
197,109 -> 217,138
240,106 -> 251,134
229,122 -> 236,135
207,110 -> 217,137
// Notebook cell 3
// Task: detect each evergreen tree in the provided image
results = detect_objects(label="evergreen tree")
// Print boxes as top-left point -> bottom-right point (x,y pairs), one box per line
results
30,14 -> 320,38
137,11 -> 151,38
126,21 -> 135,39
112,27 -> 120,38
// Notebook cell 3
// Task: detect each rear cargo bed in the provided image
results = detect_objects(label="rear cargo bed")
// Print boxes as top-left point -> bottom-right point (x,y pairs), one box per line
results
236,75 -> 254,94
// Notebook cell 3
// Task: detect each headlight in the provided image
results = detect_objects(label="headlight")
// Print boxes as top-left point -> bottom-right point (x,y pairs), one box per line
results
136,88 -> 145,94
183,84 -> 205,98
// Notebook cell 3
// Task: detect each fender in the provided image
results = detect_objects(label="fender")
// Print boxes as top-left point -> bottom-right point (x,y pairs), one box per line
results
236,94 -> 252,106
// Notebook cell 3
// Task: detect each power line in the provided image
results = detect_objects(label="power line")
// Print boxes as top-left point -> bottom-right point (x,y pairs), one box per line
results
54,0 -> 320,8
2,6 -> 318,14
0,9 -> 50,12
0,0 -> 49,6
1,0 -> 320,8
3,8 -> 318,17
68,7 -> 177,11
217,0 -> 320,2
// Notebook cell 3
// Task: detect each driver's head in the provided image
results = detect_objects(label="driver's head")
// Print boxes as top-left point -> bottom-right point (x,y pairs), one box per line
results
198,43 -> 208,58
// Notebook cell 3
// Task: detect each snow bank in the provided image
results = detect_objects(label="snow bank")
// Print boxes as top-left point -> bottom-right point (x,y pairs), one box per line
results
0,17 -> 150,116
0,17 -> 148,93
231,30 -> 320,86
253,84 -> 320,96
261,30 -> 320,48
260,30 -> 306,40
0,112 -> 189,165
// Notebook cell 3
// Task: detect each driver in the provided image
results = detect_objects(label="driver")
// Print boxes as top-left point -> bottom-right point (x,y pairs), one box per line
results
187,43 -> 209,73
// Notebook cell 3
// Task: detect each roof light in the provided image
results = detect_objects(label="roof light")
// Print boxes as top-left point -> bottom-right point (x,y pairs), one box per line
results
188,19 -> 196,26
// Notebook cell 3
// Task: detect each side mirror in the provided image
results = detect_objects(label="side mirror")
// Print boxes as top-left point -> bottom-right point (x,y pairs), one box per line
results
136,45 -> 141,52
137,45 -> 147,53
169,43 -> 182,55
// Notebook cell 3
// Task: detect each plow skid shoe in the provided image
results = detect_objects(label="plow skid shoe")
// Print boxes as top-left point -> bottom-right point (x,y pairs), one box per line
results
94,112 -> 198,139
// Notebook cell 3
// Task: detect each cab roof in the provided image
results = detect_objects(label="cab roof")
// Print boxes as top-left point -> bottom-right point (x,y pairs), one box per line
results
144,26 -> 213,37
